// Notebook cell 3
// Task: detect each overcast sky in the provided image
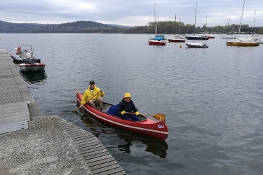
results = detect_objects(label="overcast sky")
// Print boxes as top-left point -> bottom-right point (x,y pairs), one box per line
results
0,0 -> 262,27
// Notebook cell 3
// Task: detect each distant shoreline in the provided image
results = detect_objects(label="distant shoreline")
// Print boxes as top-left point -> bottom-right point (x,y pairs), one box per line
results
1,20 -> 263,34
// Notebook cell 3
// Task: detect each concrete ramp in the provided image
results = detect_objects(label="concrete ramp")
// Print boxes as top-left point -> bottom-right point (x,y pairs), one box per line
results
0,101 -> 30,134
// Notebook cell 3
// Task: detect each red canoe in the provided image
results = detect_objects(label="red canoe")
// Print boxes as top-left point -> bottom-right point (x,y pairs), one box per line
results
75,92 -> 168,140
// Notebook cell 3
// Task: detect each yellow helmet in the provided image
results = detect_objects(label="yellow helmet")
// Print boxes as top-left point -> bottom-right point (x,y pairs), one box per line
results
124,93 -> 131,98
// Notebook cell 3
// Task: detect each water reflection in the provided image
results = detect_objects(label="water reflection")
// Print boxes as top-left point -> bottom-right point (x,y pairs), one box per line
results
79,112 -> 168,158
20,71 -> 47,84
117,132 -> 168,158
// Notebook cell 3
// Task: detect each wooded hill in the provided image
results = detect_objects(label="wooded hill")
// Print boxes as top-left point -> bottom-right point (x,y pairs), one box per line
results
0,20 -> 122,33
1,20 -> 263,34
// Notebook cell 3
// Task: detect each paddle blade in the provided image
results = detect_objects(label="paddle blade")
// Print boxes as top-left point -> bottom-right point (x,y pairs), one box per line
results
72,109 -> 78,113
153,113 -> 166,121
72,105 -> 82,113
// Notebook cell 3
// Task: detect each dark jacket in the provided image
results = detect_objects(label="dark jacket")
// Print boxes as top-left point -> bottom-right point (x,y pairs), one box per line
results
117,99 -> 138,117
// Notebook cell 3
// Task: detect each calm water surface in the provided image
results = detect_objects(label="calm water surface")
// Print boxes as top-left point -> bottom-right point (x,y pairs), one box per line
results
1,33 -> 263,175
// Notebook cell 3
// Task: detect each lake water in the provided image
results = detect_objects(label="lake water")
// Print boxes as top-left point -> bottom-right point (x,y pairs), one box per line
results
1,33 -> 263,175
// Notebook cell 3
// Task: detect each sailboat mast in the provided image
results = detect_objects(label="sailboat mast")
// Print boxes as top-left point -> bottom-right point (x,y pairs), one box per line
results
253,10 -> 256,33
179,18 -> 181,34
154,3 -> 157,35
194,3 -> 197,34
238,0 -> 246,38
205,15 -> 207,34
227,18 -> 230,34
174,15 -> 177,34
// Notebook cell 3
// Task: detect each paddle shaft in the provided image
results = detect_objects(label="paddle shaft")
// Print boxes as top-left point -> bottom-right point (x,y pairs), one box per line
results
126,112 -> 166,121
126,112 -> 151,116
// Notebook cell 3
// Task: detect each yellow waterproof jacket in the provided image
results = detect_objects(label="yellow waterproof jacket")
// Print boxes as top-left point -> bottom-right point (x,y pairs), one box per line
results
81,86 -> 105,105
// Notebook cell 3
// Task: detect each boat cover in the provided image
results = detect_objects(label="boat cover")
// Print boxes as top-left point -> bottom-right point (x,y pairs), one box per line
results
152,36 -> 165,41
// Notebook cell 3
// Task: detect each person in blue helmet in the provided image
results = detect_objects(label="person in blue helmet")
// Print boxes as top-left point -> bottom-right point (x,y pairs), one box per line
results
117,92 -> 140,121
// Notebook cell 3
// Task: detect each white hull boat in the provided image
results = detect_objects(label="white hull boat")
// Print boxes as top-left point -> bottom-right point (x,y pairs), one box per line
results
18,63 -> 46,72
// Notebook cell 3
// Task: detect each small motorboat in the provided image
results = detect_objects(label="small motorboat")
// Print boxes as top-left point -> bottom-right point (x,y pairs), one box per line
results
186,42 -> 208,48
19,63 -> 46,72
10,45 -> 41,64
74,91 -> 168,140
10,45 -> 46,72
168,35 -> 186,43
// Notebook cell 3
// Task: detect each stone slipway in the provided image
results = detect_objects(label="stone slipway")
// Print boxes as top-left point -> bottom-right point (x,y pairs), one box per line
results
0,49 -> 126,175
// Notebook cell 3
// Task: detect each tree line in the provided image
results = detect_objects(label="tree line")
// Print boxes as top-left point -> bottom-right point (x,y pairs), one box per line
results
123,21 -> 263,34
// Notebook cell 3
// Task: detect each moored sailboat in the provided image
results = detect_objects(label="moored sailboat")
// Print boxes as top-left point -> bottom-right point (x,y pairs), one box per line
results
168,15 -> 186,42
186,4 -> 208,40
221,18 -> 237,39
186,3 -> 208,48
148,3 -> 166,46
237,10 -> 263,44
201,15 -> 215,39
226,0 -> 259,47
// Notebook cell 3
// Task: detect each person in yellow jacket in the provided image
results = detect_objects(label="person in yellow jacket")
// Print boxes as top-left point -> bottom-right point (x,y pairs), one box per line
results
80,80 -> 105,110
